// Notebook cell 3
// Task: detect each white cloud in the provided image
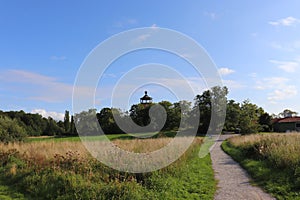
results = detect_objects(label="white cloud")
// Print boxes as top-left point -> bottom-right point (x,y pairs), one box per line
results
248,73 -> 257,78
255,77 -> 298,103
2,69 -> 56,83
151,24 -> 158,29
251,32 -> 258,37
255,77 -> 289,90
204,12 -> 217,20
114,18 -> 138,28
50,56 -> 66,61
218,67 -> 235,76
270,40 -> 300,51
269,16 -> 300,26
31,109 -> 64,121
132,34 -> 151,44
268,85 -> 298,102
0,69 -> 92,103
222,79 -> 244,89
270,59 -> 299,73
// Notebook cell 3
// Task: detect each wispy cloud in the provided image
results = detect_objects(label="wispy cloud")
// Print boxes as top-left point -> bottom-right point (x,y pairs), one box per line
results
269,16 -> 300,26
50,55 -> 66,61
151,24 -> 158,29
218,67 -> 235,76
255,77 -> 297,103
270,59 -> 299,73
114,18 -> 138,28
248,72 -> 257,78
31,109 -> 64,121
268,85 -> 297,102
204,11 -> 217,20
0,70 -> 78,103
132,33 -> 151,44
270,40 -> 300,52
255,77 -> 289,90
222,79 -> 244,89
251,32 -> 258,37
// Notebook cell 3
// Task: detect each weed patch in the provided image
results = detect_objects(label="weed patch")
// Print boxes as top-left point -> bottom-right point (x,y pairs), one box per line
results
222,134 -> 300,200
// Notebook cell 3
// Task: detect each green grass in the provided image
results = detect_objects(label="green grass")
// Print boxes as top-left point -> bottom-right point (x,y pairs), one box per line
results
222,138 -> 300,200
0,136 -> 216,199
157,154 -> 216,199
25,131 -> 177,142
26,134 -> 129,142
0,180 -> 26,200
145,142 -> 216,199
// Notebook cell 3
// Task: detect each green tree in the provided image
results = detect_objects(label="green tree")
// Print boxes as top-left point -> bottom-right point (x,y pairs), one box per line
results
224,100 -> 240,131
0,116 -> 27,143
64,110 -> 70,134
279,109 -> 298,118
239,100 -> 260,134
194,86 -> 228,134
74,109 -> 99,136
129,104 -> 152,127
44,117 -> 64,136
70,115 -> 77,135
172,100 -> 192,130
97,108 -> 123,134
194,90 -> 211,134
158,101 -> 174,131
259,112 -> 272,132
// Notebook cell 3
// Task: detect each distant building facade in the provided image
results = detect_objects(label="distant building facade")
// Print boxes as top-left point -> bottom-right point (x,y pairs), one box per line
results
272,117 -> 300,132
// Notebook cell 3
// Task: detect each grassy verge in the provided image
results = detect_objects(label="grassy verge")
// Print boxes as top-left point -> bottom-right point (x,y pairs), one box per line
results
222,134 -> 300,200
25,131 -> 177,143
0,137 -> 216,199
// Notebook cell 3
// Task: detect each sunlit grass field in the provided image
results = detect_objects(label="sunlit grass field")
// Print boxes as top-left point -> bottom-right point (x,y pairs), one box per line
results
0,134 -> 216,200
222,132 -> 300,200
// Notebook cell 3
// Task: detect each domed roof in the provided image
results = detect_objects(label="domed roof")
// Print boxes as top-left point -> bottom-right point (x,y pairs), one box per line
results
140,91 -> 152,100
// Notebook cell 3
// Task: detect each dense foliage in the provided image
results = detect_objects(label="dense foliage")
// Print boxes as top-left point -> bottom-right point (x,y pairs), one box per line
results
0,86 -> 275,141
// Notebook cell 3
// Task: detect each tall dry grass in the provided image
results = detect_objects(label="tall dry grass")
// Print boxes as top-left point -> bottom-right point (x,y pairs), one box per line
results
228,132 -> 300,169
0,137 -> 202,163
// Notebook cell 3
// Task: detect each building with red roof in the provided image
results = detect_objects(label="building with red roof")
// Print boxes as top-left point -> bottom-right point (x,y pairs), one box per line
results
272,117 -> 300,132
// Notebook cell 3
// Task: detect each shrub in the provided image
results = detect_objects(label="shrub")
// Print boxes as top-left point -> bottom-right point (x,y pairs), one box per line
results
0,117 -> 27,143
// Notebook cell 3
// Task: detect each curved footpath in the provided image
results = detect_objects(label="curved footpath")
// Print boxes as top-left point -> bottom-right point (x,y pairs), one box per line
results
210,134 -> 276,200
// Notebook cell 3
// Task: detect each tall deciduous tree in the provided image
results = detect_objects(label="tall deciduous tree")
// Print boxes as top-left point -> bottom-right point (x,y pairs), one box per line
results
259,112 -> 272,132
64,110 -> 70,134
74,109 -> 99,136
194,86 -> 228,134
70,115 -> 77,135
239,100 -> 260,134
224,100 -> 241,131
279,109 -> 298,118
97,108 -> 124,134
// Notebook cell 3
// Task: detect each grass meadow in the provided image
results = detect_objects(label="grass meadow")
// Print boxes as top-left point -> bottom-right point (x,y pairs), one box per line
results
222,133 -> 300,200
0,135 -> 216,200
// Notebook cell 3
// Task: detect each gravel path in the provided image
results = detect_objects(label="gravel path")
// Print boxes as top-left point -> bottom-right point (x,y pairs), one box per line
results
210,134 -> 276,200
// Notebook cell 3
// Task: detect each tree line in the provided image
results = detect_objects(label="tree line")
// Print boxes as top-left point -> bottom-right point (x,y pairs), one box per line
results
74,86 -> 273,136
0,86 -> 289,142
0,110 -> 78,142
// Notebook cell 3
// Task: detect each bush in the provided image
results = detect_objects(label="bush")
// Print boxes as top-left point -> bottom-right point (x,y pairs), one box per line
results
0,117 -> 27,143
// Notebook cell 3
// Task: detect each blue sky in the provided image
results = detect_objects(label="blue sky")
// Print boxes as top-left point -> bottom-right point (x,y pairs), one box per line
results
1,1 -> 300,120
